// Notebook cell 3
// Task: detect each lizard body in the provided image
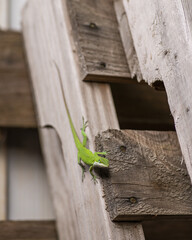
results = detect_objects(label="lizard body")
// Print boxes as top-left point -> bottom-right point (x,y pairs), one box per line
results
55,64 -> 109,182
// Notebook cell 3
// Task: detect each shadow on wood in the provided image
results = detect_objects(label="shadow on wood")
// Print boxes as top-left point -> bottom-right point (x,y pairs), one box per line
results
110,83 -> 174,131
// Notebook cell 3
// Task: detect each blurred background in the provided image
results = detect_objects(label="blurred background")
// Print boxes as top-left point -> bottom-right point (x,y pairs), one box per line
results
0,0 -> 55,221
0,0 -> 27,30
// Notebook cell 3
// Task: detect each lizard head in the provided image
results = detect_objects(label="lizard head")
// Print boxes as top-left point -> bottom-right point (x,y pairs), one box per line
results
93,157 -> 109,168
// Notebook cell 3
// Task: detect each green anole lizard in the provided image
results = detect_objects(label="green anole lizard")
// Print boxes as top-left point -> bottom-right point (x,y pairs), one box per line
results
54,63 -> 109,183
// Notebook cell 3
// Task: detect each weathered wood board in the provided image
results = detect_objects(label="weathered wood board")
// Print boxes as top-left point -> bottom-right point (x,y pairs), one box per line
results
22,0 -> 145,239
0,221 -> 57,240
0,31 -> 36,127
0,30 -> 173,129
66,0 -> 133,83
114,0 -> 192,183
96,129 -> 192,221
114,0 -> 142,82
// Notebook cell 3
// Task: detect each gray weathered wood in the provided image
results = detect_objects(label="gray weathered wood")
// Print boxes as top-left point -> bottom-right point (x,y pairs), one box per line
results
0,30 -> 172,129
0,31 -> 36,127
0,221 -> 57,240
22,0 -> 145,239
115,0 -> 192,182
0,130 -> 7,220
65,0 -> 133,83
114,0 -> 142,81
96,129 -> 192,221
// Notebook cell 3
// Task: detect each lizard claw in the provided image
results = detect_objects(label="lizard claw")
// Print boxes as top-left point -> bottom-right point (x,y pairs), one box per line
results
91,175 -> 98,184
82,171 -> 85,182
81,117 -> 88,131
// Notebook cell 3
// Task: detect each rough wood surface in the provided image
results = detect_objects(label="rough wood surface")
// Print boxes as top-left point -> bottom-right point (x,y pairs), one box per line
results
0,221 -> 57,240
115,0 -> 192,183
22,0 -> 145,239
0,130 -> 7,220
66,0 -> 133,83
0,31 -> 36,127
95,129 -> 192,221
114,0 -> 142,81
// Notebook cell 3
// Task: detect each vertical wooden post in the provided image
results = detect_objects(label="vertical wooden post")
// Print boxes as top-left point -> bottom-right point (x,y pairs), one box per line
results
22,0 -> 145,239
0,130 -> 7,220
115,0 -> 192,183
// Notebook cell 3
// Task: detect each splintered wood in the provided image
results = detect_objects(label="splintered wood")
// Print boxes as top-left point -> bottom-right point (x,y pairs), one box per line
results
96,129 -> 192,221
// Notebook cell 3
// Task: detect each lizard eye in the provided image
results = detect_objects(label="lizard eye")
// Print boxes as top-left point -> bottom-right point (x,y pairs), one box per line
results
98,159 -> 101,163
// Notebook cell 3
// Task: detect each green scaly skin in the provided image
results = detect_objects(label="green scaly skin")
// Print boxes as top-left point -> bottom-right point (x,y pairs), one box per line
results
54,63 -> 109,183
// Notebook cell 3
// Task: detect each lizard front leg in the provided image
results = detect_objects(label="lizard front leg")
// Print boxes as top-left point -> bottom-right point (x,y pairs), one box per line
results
78,152 -> 85,181
89,165 -> 97,184
94,151 -> 107,156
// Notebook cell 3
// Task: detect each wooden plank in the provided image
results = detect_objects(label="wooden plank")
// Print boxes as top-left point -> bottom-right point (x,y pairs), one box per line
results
0,130 -> 7,220
65,0 -> 134,83
96,129 -> 192,221
0,31 -> 36,127
22,0 -> 145,239
0,221 -> 57,240
115,0 -> 192,182
0,30 -> 172,129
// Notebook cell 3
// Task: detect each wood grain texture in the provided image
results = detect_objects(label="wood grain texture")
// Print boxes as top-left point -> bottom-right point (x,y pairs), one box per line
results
22,0 -> 145,239
116,0 -> 192,183
66,0 -> 133,83
95,129 -> 192,221
0,31 -> 36,127
114,0 -> 142,81
0,221 -> 57,240
0,130 -> 7,220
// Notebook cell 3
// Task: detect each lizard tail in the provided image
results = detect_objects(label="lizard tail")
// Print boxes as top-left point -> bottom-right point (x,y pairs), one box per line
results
54,62 -> 81,147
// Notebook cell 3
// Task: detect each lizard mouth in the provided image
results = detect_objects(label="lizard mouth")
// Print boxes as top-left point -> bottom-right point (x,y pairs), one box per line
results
93,162 -> 108,168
